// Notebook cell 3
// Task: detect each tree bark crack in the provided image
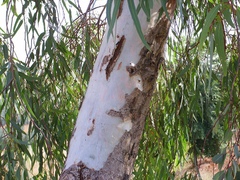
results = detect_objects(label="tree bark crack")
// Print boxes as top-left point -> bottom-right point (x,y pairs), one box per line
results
106,35 -> 126,80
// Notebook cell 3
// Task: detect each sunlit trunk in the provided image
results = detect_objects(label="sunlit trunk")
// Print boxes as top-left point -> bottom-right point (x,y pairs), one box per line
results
60,0 -> 176,179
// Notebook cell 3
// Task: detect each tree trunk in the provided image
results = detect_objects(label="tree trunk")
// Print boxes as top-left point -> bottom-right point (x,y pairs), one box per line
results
60,0 -> 176,179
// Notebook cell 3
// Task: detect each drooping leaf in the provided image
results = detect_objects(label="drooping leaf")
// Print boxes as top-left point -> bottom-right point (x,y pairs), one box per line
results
127,0 -> 151,50
213,171 -> 224,180
234,144 -> 239,159
0,68 -> 7,77
9,134 -> 31,145
226,167 -> 234,180
218,148 -> 226,170
215,21 -> 227,76
224,128 -> 232,142
18,72 -> 41,81
160,0 -> 171,21
57,54 -> 71,72
208,33 -> 213,94
3,43 -> 8,60
107,0 -> 121,41
36,32 -> 45,47
11,120 -> 26,135
223,8 -> 235,28
16,63 -> 29,71
177,65 -> 190,77
199,5 -> 219,50
233,160 -> 239,177
212,153 -> 223,164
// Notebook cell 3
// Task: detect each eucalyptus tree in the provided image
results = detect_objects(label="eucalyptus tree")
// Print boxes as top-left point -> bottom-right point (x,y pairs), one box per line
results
0,0 -> 240,179
60,0 -> 177,179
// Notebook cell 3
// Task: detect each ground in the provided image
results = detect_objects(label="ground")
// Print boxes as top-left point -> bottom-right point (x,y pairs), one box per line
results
175,157 -> 234,180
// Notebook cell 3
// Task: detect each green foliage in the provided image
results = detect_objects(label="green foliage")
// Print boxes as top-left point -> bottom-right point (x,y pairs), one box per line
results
132,0 -> 240,179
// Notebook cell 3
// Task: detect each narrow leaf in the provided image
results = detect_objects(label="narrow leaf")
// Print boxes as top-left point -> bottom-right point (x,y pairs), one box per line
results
213,171 -> 224,180
57,54 -> 71,72
208,33 -> 213,94
224,128 -> 232,142
16,63 -> 29,71
14,70 -> 21,91
223,8 -> 235,28
36,32 -> 45,47
9,134 -> 31,145
160,0 -> 171,21
127,0 -> 151,50
107,0 -> 121,41
0,68 -> 7,77
215,21 -> 227,76
199,5 -> 219,50
3,43 -> 8,60
18,72 -> 40,81
177,65 -> 190,77
226,167 -> 234,180
12,20 -> 23,37
234,144 -> 239,159
212,153 -> 223,164
11,121 -> 26,135
233,160 -> 239,177
106,0 -> 113,25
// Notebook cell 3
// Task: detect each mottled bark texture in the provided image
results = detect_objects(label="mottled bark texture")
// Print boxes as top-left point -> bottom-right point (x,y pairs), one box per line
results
60,0 -> 176,179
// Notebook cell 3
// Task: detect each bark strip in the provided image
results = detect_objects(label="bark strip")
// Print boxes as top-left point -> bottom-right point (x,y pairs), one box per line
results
106,35 -> 126,80
117,0 -> 125,19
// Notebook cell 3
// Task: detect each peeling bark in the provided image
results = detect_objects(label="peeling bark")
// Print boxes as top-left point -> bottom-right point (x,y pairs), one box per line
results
60,0 -> 176,179
105,35 -> 126,80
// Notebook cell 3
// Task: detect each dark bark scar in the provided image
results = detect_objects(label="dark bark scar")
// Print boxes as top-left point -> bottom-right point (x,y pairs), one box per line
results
117,0 -> 124,19
106,35 -> 126,80
87,119 -> 95,136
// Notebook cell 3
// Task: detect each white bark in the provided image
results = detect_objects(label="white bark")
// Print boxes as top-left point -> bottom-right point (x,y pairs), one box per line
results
64,0 -> 161,171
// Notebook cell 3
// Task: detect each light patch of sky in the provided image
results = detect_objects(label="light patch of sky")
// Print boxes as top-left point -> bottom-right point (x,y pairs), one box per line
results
0,0 -> 106,62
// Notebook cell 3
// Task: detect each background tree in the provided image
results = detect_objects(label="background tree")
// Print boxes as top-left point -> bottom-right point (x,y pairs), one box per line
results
0,0 -> 240,179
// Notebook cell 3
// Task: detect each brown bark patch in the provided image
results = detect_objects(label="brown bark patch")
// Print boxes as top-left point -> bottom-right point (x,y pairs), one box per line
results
106,35 -> 126,80
117,0 -> 124,19
117,62 -> 122,70
87,119 -> 95,136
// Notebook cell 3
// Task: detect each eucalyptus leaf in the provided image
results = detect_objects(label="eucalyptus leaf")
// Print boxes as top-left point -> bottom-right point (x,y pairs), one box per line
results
223,128 -> 232,142
199,5 -> 219,50
127,0 -> 151,50
223,8 -> 235,28
234,144 -> 239,159
213,171 -> 224,180
215,21 -> 227,76
212,153 -> 223,164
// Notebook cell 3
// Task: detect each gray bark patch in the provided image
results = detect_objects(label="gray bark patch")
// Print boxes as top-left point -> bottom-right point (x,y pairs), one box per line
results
100,55 -> 109,72
106,35 -> 126,80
